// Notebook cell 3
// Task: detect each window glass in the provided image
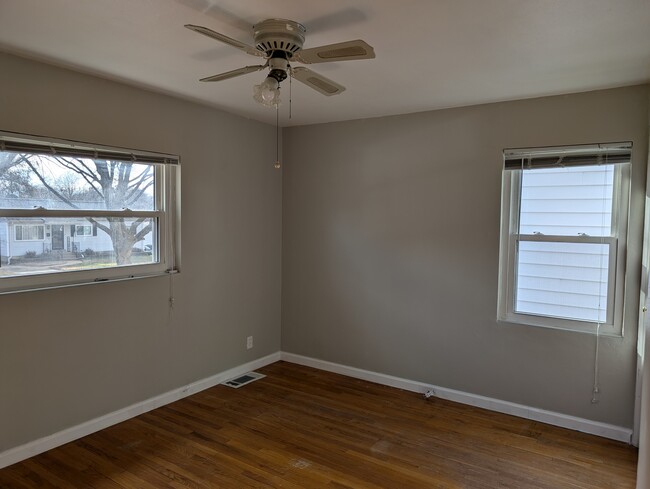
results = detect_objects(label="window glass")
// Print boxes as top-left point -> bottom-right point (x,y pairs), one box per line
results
498,144 -> 630,335
76,225 -> 93,236
515,241 -> 609,322
0,133 -> 178,292
15,225 -> 44,241
0,154 -> 155,211
0,217 -> 156,278
519,166 -> 614,236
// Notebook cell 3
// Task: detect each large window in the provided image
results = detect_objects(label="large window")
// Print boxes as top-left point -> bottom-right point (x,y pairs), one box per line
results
498,143 -> 631,335
15,224 -> 44,241
0,131 -> 180,293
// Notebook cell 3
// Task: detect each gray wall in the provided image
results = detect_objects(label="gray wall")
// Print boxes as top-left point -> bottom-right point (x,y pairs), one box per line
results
1,50 -> 646,454
282,85 -> 649,428
0,53 -> 282,451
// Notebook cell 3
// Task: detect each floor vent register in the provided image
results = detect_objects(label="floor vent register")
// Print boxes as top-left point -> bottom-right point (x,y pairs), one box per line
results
222,371 -> 265,388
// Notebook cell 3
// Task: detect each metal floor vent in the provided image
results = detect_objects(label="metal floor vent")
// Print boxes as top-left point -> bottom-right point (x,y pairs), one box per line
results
222,371 -> 265,389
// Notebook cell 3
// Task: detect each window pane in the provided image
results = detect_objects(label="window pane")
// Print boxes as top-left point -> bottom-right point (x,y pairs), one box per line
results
519,165 -> 614,236
14,225 -> 44,241
0,217 -> 157,278
24,225 -> 43,240
76,225 -> 92,236
0,152 -> 155,211
515,241 -> 609,323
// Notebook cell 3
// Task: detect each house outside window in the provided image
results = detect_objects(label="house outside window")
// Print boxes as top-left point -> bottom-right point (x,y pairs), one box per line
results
0,131 -> 180,293
497,143 -> 631,335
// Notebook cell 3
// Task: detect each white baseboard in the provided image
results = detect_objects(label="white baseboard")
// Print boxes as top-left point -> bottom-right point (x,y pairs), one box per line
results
1,349 -> 633,470
280,352 -> 633,444
0,351 -> 281,470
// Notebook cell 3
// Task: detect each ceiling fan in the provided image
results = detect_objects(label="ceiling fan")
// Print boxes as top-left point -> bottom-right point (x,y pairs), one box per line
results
185,19 -> 375,107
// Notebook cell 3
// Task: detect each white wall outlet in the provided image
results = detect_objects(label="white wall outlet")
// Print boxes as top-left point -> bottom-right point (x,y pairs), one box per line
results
246,336 -> 253,350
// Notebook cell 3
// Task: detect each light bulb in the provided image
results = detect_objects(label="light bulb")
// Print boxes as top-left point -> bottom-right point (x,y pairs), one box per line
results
261,78 -> 278,101
253,76 -> 281,107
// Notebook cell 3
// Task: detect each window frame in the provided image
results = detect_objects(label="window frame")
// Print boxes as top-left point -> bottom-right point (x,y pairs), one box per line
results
75,224 -> 93,237
15,224 -> 45,241
0,131 -> 180,294
497,146 -> 631,336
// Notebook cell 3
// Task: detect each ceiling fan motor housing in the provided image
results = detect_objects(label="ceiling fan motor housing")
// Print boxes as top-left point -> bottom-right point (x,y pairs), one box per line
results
253,19 -> 306,58
267,56 -> 289,83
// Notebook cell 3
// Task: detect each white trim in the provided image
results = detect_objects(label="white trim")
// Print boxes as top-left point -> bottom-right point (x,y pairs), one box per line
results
0,131 -> 179,294
497,162 -> 630,337
634,310 -> 648,448
280,352 -> 633,444
0,352 -> 281,469
1,349 -> 632,471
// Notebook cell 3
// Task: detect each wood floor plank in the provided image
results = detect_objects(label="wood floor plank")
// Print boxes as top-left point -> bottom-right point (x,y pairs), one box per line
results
0,361 -> 638,488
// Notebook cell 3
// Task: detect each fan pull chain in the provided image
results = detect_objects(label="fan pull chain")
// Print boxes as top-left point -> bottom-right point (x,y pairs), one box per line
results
289,71 -> 292,120
274,104 -> 280,169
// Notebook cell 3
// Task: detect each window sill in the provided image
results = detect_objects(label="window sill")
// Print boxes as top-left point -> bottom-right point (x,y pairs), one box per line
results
496,316 -> 622,338
0,269 -> 179,295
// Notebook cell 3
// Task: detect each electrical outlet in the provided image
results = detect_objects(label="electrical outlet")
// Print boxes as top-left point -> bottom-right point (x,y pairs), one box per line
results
246,336 -> 253,350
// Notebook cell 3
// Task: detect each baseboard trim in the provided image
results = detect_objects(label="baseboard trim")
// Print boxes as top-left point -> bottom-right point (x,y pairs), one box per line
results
1,349 -> 632,470
0,351 -> 281,470
280,352 -> 633,444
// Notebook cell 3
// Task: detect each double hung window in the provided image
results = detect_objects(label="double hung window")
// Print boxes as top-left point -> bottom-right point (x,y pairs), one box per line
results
0,131 -> 180,293
498,143 -> 631,335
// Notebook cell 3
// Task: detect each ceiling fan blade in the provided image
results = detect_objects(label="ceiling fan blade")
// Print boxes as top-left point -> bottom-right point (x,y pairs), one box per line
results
294,40 -> 375,64
291,67 -> 345,96
200,65 -> 266,82
185,24 -> 263,58
304,8 -> 367,34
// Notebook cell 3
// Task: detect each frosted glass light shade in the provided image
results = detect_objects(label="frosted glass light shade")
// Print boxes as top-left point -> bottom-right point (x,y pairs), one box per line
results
253,77 -> 281,107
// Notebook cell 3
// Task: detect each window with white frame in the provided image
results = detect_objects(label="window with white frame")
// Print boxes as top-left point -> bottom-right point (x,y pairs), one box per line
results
75,224 -> 93,236
497,143 -> 631,335
0,131 -> 180,293
15,224 -> 44,241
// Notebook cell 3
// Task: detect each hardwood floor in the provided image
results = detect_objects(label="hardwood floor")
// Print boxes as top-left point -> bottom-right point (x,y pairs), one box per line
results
0,361 -> 638,488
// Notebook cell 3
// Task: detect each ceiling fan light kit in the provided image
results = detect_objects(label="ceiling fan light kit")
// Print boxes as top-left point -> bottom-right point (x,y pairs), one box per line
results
185,18 -> 375,107
253,75 -> 281,107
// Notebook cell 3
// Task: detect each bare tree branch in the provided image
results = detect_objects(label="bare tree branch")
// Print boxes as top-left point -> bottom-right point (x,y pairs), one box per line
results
134,223 -> 153,242
129,217 -> 146,234
46,156 -> 104,200
0,153 -> 23,173
84,217 -> 111,236
126,167 -> 150,188
22,158 -> 80,209
54,157 -> 97,182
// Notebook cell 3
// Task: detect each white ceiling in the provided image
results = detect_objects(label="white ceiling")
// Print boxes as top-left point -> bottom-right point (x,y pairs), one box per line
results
1,0 -> 649,127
